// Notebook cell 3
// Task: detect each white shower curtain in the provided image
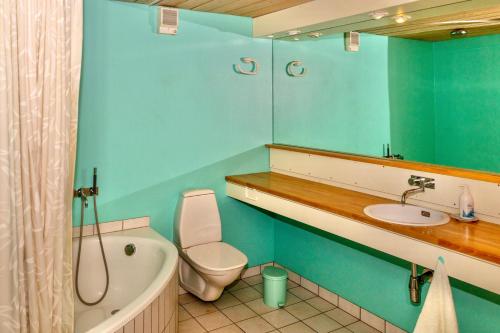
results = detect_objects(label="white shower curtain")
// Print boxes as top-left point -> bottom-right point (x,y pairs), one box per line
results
0,0 -> 82,332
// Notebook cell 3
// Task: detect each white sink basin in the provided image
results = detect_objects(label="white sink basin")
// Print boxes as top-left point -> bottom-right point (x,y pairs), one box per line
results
363,204 -> 450,227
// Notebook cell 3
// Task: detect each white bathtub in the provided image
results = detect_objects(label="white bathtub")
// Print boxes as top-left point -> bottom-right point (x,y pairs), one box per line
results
73,227 -> 179,333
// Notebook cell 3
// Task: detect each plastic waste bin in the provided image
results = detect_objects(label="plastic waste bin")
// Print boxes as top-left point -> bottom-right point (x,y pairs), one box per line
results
262,266 -> 288,308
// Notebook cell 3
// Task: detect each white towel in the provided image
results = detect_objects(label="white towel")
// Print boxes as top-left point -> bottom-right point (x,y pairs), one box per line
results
413,258 -> 459,333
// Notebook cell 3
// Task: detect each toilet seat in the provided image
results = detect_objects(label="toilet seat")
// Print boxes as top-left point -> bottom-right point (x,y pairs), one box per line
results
186,242 -> 247,272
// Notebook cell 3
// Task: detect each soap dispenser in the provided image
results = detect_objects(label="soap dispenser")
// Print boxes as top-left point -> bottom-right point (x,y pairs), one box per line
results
459,185 -> 475,220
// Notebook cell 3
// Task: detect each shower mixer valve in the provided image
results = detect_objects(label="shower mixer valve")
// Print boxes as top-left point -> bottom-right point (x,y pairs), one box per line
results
74,167 -> 99,201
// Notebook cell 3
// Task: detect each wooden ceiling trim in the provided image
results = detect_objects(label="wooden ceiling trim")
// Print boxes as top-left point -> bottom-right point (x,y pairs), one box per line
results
209,0 -> 265,14
157,0 -> 313,17
402,25 -> 500,40
363,5 -> 500,41
193,0 -> 233,11
175,0 -> 213,10
233,0 -> 311,17
228,0 -> 290,16
158,0 -> 187,7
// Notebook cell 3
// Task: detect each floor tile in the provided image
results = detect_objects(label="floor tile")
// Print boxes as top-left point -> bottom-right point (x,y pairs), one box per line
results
178,318 -> 206,333
284,301 -> 320,320
262,309 -> 298,328
346,320 -> 382,333
303,314 -> 342,333
325,308 -> 359,326
183,300 -> 218,317
284,293 -> 301,306
385,322 -> 408,333
179,293 -> 198,305
243,275 -> 263,286
196,311 -> 232,331
214,293 -> 242,310
288,286 -> 316,300
228,280 -> 249,292
252,283 -> 263,294
236,316 -> 275,333
231,287 -> 261,303
221,304 -> 257,322
332,328 -> 353,333
279,322 -> 315,333
339,297 -> 361,319
286,270 -> 301,284
360,309 -> 385,332
179,306 -> 192,321
245,298 -> 277,315
319,287 -> 339,306
305,296 -> 336,312
210,324 -> 244,333
286,280 -> 299,289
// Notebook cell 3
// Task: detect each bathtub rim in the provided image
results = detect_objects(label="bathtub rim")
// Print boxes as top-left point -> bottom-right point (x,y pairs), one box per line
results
76,227 -> 179,333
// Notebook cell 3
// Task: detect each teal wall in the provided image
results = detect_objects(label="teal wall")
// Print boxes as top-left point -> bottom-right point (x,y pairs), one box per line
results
388,37 -> 436,163
274,34 -> 500,173
75,0 -> 275,265
273,34 -> 391,157
76,3 -> 500,331
434,34 -> 500,172
274,217 -> 500,333
272,34 -> 500,332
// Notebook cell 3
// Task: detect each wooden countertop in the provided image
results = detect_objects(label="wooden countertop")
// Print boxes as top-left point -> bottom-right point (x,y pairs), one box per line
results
226,172 -> 500,266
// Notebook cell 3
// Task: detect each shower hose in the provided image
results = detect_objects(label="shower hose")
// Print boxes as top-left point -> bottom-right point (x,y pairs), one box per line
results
75,194 -> 110,306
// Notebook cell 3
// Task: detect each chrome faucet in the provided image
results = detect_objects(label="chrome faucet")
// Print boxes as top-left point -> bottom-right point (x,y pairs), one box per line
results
401,175 -> 435,204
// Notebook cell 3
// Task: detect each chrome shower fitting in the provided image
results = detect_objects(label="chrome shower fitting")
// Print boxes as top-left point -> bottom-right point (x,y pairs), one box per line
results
409,263 -> 433,304
74,168 -> 99,199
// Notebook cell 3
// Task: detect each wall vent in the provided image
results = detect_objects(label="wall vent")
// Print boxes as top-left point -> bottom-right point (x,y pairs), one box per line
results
344,32 -> 360,52
158,7 -> 178,35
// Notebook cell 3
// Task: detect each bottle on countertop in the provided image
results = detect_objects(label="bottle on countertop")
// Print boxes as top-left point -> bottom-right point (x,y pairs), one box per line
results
459,185 -> 475,219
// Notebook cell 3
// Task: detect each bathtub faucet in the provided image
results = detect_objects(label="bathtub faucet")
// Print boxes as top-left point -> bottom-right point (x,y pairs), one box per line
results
74,167 -> 99,202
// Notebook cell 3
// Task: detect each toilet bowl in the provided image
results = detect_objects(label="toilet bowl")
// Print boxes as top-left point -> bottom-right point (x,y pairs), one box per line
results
174,189 -> 248,301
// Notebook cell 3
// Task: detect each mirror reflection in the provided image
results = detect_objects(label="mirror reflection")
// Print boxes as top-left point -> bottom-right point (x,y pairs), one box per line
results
272,32 -> 500,173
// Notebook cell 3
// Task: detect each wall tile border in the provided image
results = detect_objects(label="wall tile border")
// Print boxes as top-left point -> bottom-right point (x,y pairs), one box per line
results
72,216 -> 150,238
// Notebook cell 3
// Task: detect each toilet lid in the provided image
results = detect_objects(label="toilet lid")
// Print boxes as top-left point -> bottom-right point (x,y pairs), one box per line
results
186,242 -> 248,272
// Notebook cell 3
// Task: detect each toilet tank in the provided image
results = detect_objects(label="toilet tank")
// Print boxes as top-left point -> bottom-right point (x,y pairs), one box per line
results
174,189 -> 222,249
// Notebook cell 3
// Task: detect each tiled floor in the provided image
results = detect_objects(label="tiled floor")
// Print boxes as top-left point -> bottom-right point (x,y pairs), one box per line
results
178,275 -> 381,333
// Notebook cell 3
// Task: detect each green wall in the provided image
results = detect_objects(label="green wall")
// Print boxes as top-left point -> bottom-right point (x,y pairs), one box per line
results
274,218 -> 500,333
271,34 -> 500,333
388,37 -> 436,163
76,3 -> 500,331
75,0 -> 275,266
273,34 -> 391,157
434,34 -> 500,172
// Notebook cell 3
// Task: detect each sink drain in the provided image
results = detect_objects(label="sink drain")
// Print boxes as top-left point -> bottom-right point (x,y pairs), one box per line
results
111,309 -> 120,315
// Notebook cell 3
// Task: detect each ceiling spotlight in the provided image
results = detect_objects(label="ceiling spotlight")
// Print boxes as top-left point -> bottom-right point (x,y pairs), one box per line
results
308,32 -> 323,38
450,28 -> 468,37
288,30 -> 301,36
267,34 -> 274,38
369,11 -> 389,20
293,37 -> 300,41
393,14 -> 411,24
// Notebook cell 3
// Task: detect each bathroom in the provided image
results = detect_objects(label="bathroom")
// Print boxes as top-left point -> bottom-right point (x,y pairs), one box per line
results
1,0 -> 499,332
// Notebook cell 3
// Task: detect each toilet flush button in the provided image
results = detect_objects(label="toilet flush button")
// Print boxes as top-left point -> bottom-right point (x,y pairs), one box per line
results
245,187 -> 258,201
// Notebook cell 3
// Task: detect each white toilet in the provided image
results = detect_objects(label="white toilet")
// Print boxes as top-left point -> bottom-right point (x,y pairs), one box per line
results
174,189 -> 248,301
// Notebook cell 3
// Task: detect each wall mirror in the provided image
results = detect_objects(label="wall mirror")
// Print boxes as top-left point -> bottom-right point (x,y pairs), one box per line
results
272,6 -> 500,174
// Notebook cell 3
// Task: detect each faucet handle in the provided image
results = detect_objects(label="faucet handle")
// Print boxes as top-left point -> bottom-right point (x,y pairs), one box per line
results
408,175 -> 435,189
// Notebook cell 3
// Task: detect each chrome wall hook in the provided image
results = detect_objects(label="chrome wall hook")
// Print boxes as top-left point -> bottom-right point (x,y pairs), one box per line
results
286,61 -> 307,77
234,57 -> 259,75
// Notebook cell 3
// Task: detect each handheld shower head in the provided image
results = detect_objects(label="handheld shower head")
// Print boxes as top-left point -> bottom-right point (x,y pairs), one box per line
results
92,167 -> 98,195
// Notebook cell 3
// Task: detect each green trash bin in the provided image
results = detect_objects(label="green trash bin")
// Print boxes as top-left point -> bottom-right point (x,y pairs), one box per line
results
262,266 -> 288,308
